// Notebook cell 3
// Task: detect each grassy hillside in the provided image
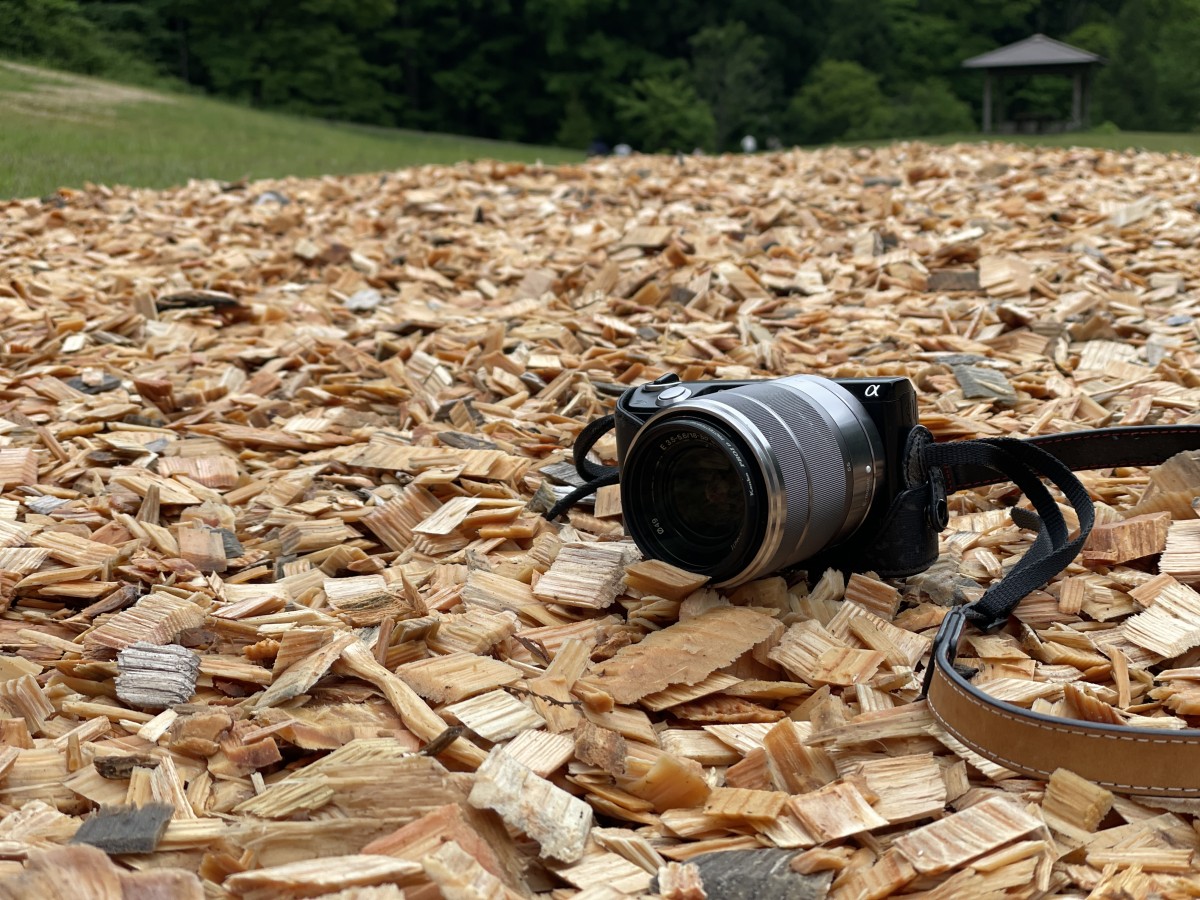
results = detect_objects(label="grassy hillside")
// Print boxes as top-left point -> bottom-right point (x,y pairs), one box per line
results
4,60 -> 1199,201
0,61 -> 583,199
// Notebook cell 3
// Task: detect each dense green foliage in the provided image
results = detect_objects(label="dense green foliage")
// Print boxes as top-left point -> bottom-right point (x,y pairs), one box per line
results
6,0 -> 1200,151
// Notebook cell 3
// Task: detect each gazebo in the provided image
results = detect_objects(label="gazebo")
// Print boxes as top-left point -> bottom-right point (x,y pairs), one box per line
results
962,34 -> 1105,134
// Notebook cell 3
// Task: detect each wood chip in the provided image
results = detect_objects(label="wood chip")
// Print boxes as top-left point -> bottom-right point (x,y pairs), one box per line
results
115,642 -> 199,709
223,855 -> 424,898
583,606 -> 777,703
83,591 -> 207,651
532,542 -> 639,609
892,795 -> 1043,874
787,781 -> 888,842
467,747 -> 592,863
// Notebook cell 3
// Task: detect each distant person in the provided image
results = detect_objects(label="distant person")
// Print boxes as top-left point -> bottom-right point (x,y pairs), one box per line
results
614,143 -> 633,157
741,134 -> 758,154
587,139 -> 610,157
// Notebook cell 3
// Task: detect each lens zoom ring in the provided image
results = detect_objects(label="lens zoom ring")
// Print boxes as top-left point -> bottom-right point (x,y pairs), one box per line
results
715,386 -> 848,560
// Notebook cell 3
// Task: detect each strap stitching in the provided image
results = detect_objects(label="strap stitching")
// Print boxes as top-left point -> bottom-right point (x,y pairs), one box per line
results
942,669 -> 1196,744
931,670 -> 1200,793
927,699 -> 1200,794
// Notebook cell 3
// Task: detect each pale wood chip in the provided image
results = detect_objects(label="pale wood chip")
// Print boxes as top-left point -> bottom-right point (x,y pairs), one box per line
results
532,541 -> 639,609
892,795 -> 1042,874
583,606 -> 777,704
787,781 -> 888,842
467,747 -> 592,863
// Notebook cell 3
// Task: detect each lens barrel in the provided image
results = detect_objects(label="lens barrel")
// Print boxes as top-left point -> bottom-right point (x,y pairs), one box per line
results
621,376 -> 885,587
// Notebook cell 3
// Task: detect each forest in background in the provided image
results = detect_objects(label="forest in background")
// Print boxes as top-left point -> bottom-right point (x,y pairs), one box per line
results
3,0 -> 1200,152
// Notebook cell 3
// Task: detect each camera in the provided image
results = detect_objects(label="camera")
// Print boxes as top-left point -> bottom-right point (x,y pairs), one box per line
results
614,374 -> 940,587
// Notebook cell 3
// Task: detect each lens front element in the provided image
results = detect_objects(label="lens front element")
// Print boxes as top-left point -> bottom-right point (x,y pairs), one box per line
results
621,376 -> 885,587
624,420 -> 768,579
664,444 -> 743,542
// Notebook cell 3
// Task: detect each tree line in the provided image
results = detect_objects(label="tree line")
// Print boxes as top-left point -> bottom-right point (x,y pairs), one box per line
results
3,0 -> 1200,151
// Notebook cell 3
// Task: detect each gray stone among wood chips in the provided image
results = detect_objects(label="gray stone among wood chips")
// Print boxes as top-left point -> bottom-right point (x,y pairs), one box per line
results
649,849 -> 831,900
952,363 -> 1018,403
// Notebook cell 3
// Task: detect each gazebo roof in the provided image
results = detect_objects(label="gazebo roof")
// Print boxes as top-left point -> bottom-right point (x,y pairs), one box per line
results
962,34 -> 1104,69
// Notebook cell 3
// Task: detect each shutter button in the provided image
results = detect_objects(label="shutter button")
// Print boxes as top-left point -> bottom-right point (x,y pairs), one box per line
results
656,385 -> 692,406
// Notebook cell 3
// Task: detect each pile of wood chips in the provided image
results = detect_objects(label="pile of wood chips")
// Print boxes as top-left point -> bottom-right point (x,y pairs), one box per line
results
1,142 -> 1200,899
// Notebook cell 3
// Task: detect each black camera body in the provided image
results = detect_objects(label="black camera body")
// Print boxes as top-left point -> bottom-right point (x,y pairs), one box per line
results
613,374 -> 945,586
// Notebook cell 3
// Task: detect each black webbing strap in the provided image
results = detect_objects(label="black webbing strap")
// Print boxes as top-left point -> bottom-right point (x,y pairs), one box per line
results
544,414 -> 618,521
544,416 -> 1200,630
941,425 -> 1200,491
926,438 -> 1095,632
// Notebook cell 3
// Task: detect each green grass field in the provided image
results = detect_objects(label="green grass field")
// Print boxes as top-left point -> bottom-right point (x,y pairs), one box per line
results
3,59 -> 1200,200
0,61 -> 583,199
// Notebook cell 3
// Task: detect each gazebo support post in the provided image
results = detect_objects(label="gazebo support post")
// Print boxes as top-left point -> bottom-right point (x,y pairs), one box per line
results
1071,70 -> 1083,128
983,72 -> 993,134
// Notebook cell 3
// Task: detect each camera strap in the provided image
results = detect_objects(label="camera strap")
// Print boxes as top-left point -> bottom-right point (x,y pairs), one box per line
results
924,424 -> 1200,796
543,413 -> 621,521
550,414 -> 1200,794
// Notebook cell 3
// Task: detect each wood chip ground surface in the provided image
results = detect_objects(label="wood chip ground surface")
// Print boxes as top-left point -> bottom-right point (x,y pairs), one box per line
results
2,143 -> 1200,897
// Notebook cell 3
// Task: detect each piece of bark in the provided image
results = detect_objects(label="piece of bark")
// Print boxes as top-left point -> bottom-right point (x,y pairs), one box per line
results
927,268 -> 981,292
953,364 -> 1017,403
71,802 -> 174,854
574,720 -> 628,776
115,642 -> 199,709
467,747 -> 592,863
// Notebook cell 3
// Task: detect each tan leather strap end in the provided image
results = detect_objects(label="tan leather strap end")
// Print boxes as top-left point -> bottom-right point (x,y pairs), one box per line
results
924,608 -> 1200,798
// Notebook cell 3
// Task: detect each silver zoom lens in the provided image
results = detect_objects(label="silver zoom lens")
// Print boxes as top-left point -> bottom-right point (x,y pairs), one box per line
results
621,376 -> 886,587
